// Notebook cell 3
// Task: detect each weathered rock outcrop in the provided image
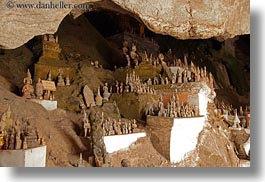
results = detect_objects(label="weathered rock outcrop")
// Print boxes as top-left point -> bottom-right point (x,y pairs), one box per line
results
112,0 -> 249,40
0,0 -> 249,49
178,124 -> 240,167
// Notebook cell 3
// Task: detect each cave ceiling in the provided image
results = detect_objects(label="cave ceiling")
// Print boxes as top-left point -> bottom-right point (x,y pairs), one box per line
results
0,0 -> 249,49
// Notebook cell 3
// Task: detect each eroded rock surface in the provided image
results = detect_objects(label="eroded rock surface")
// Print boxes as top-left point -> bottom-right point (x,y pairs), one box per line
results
0,0 -> 249,49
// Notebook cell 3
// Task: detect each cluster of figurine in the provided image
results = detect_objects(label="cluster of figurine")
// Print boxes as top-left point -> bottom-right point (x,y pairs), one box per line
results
122,42 -> 214,89
154,94 -> 200,118
176,60 -> 214,89
90,60 -> 104,69
216,102 -> 248,116
122,41 -> 165,68
43,34 -> 58,44
0,106 -> 45,150
164,50 -> 214,86
113,71 -> 156,95
93,84 -> 111,107
102,117 -> 138,136
216,102 -> 250,129
122,41 -> 140,67
57,71 -> 71,87
82,110 -> 138,137
164,56 -> 214,88
22,69 -> 71,100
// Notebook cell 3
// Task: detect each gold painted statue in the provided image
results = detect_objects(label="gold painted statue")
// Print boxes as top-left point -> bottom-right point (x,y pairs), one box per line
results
0,130 -> 5,149
1,106 -> 13,130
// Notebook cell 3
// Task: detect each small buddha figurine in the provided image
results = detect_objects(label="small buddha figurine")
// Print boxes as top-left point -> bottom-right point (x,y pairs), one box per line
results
43,34 -> 48,41
40,137 -> 46,146
22,69 -> 34,98
122,41 -> 129,56
239,106 -> 244,116
15,133 -> 22,150
77,153 -> 84,167
177,70 -> 182,83
103,83 -> 110,101
22,137 -> 28,149
23,69 -> 33,85
183,69 -> 188,83
47,70 -> 52,81
57,72 -> 65,87
0,131 -> 5,149
8,129 -> 15,150
94,60 -> 99,68
35,78 -> 43,99
83,111 -> 90,137
130,44 -> 139,66
65,75 -> 71,86
1,106 -> 13,129
132,119 -> 138,133
95,87 -> 103,106
22,82 -> 31,99
49,34 -> 55,43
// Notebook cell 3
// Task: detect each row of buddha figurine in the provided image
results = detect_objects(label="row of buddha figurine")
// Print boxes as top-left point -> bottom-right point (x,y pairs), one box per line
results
92,73 -> 157,107
81,75 -> 156,109
43,34 -> 58,43
82,110 -> 139,138
22,69 -> 71,100
0,106 -> 45,150
156,94 -> 200,118
122,41 -> 140,67
57,72 -> 71,87
216,101 -> 249,117
98,67 -> 212,99
106,71 -> 156,95
122,42 -> 161,68
102,117 -> 138,136
90,60 -> 104,69
113,80 -> 156,95
124,71 -> 156,94
122,42 -> 214,89
215,102 -> 250,129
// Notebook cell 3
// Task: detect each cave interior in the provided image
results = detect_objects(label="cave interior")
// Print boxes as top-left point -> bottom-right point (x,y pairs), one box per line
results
0,7 -> 250,167
0,9 -> 250,106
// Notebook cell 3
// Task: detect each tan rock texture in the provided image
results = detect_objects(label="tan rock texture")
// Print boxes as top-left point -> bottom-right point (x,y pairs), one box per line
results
0,0 -> 96,49
112,0 -> 249,40
0,0 -> 249,49
146,116 -> 174,160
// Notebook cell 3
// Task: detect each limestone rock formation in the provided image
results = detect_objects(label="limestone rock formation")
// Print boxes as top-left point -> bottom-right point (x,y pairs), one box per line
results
178,124 -> 240,167
112,0 -> 249,41
0,0 -> 249,49
0,0 -> 95,49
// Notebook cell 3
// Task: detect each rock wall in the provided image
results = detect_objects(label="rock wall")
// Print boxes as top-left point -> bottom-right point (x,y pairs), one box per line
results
111,93 -> 159,120
0,0 -> 249,49
112,0 -> 249,40
147,116 -> 174,160
179,125 -> 240,167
